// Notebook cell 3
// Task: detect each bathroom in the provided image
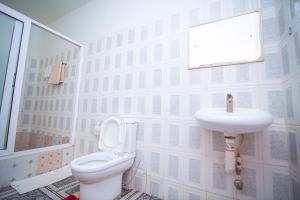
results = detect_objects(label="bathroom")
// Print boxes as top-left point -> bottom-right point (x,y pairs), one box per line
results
0,0 -> 299,199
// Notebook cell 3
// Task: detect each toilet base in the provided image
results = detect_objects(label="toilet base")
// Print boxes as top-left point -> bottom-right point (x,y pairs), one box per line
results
79,174 -> 122,200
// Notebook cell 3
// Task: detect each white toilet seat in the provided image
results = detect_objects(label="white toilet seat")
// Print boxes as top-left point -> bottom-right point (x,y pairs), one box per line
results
71,151 -> 135,173
99,116 -> 125,153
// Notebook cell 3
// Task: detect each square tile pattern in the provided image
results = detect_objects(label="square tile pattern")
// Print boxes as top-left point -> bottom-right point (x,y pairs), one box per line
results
37,150 -> 63,175
0,147 -> 73,187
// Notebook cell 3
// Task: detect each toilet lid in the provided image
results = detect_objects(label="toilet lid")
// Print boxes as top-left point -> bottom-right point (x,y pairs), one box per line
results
98,116 -> 125,152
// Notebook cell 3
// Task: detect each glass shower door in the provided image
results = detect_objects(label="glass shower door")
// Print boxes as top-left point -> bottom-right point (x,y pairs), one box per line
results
0,11 -> 23,150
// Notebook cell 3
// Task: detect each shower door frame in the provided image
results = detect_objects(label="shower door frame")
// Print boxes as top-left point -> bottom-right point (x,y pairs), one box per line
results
0,3 -> 84,158
0,4 -> 30,157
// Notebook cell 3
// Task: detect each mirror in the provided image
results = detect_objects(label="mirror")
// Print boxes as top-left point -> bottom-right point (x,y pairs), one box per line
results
15,24 -> 80,152
188,11 -> 263,69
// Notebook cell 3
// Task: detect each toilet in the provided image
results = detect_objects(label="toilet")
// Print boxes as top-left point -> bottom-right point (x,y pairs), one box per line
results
70,116 -> 137,200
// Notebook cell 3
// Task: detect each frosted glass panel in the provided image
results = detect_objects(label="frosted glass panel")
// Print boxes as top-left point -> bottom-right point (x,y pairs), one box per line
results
189,11 -> 263,69
15,24 -> 81,152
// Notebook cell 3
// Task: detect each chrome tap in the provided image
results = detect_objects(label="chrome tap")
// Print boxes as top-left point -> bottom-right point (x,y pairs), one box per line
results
227,94 -> 233,112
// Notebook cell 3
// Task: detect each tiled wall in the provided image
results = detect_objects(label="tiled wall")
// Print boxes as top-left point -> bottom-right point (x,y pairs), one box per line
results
0,147 -> 74,187
15,132 -> 69,152
280,0 -> 300,199
48,0 -> 299,199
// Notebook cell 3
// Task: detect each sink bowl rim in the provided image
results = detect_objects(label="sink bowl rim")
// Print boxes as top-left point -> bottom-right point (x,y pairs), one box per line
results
194,108 -> 273,135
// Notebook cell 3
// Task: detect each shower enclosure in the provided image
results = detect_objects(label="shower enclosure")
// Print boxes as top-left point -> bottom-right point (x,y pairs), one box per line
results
0,4 -> 83,157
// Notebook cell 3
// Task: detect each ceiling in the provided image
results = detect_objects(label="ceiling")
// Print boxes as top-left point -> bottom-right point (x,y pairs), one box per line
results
0,0 -> 93,24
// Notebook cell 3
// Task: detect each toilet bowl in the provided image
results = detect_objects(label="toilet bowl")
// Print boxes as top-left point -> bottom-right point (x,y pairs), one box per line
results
71,116 -> 137,200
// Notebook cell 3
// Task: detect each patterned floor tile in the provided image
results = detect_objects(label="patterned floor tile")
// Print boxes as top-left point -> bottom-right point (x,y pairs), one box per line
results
0,176 -> 162,200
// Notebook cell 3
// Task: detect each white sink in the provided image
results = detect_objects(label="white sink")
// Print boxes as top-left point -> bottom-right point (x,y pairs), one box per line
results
195,108 -> 273,135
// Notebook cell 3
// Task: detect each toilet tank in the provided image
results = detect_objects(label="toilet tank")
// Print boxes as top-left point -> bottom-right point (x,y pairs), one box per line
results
123,118 -> 137,153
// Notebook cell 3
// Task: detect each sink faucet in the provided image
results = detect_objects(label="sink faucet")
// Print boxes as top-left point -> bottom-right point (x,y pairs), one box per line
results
227,94 -> 233,112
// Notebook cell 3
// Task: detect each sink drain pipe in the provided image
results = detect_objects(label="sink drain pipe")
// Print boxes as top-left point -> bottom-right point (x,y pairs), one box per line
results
224,135 -> 236,173
235,134 -> 244,175
224,134 -> 245,173
224,134 -> 245,190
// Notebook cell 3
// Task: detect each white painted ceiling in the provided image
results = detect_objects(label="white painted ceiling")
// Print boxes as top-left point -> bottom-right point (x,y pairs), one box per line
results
0,0 -> 93,24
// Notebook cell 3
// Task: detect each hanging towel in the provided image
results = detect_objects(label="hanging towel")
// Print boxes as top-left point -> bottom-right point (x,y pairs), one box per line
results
48,62 -> 66,84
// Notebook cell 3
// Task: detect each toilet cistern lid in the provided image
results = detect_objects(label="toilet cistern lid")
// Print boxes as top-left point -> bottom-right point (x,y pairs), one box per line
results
98,116 -> 125,152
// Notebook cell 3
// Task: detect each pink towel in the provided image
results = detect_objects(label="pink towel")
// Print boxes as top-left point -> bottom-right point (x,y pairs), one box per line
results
48,62 -> 66,85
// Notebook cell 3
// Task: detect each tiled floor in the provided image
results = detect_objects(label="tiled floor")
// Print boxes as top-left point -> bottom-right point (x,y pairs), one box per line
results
0,176 -> 161,200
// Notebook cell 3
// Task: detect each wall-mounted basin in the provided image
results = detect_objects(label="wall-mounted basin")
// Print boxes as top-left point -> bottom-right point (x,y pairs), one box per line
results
195,108 -> 273,135
194,97 -> 273,188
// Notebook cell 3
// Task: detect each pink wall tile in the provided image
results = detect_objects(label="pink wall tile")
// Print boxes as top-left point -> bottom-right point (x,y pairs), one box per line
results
37,150 -> 63,175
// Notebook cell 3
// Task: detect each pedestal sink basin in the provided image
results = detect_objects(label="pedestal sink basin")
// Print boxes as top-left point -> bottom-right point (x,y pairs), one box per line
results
195,108 -> 273,136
